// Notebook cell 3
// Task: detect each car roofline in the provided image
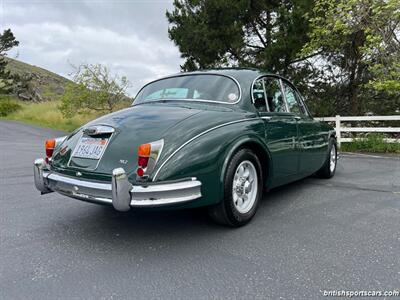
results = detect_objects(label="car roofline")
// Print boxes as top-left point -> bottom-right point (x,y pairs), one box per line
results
132,73 -> 242,106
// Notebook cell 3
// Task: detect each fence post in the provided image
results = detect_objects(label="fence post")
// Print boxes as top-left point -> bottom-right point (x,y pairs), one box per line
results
335,115 -> 341,147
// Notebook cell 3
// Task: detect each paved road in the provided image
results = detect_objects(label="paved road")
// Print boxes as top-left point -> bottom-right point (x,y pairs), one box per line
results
1,120 -> 399,299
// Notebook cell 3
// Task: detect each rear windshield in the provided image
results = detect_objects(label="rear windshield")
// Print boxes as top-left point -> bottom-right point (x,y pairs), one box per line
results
134,74 -> 240,104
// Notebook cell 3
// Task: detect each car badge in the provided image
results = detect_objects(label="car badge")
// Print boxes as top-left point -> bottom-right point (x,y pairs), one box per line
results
76,172 -> 82,177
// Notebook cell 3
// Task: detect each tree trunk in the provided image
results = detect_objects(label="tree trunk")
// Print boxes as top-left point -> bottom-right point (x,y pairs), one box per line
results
348,31 -> 366,115
348,62 -> 359,115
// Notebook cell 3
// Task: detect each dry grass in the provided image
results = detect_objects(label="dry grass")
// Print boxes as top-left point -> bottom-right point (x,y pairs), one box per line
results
3,100 -> 101,132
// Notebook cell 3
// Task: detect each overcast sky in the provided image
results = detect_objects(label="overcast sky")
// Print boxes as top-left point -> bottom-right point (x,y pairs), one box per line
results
0,0 -> 182,95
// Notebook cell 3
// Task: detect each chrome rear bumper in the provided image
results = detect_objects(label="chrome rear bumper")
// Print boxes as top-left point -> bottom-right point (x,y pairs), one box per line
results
34,158 -> 202,211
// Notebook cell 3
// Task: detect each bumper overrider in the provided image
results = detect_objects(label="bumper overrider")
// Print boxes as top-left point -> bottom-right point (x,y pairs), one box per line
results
33,158 -> 202,211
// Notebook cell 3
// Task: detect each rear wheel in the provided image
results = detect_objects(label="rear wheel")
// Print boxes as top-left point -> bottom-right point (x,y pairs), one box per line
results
316,137 -> 337,178
208,149 -> 263,227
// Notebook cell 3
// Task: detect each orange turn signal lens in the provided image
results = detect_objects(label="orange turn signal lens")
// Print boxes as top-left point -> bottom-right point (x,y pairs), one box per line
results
45,139 -> 56,158
45,139 -> 56,149
136,140 -> 163,177
137,143 -> 152,175
138,143 -> 151,157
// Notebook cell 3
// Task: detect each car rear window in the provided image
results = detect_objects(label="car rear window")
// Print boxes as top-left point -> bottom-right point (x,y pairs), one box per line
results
134,74 -> 240,104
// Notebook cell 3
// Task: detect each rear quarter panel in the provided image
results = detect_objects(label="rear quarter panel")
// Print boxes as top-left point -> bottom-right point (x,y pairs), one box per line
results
153,118 -> 267,208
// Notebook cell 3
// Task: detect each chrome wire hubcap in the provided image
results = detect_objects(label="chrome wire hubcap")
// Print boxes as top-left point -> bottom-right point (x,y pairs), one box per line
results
330,145 -> 336,173
232,160 -> 258,214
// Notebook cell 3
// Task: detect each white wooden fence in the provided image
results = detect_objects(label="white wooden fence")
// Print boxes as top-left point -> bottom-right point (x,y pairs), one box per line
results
315,115 -> 400,146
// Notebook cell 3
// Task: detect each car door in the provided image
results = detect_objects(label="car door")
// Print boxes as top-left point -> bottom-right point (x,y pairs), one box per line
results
253,76 -> 299,185
280,80 -> 327,174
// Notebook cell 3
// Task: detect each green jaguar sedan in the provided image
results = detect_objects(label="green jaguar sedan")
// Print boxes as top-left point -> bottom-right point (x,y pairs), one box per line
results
34,68 -> 337,226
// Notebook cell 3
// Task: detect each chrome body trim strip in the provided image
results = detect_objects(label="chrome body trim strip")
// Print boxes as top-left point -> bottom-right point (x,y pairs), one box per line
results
33,162 -> 202,210
152,118 -> 256,181
132,73 -> 242,105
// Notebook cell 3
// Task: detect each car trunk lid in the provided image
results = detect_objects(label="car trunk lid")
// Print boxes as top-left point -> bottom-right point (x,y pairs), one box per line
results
50,103 -> 202,180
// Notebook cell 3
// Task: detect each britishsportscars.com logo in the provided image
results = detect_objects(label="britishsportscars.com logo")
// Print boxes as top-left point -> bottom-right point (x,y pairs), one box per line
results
322,290 -> 400,297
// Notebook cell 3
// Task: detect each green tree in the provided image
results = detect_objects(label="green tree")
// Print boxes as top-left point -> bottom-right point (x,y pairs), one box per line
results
302,0 -> 400,115
167,0 -> 400,116
60,63 -> 131,117
0,29 -> 19,93
167,0 -> 314,77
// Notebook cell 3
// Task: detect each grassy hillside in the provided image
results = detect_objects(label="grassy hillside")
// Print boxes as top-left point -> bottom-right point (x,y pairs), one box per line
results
1,58 -> 88,131
3,100 -> 99,132
5,57 -> 72,100
1,58 -> 131,132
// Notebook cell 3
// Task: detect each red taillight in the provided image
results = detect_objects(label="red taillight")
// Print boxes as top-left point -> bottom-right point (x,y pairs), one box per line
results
137,143 -> 151,167
45,139 -> 56,158
136,167 -> 145,177
135,140 -> 163,178
137,143 -> 151,176
138,156 -> 149,167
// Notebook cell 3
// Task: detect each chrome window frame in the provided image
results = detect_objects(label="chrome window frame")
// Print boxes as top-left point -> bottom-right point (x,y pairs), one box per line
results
251,75 -> 311,117
279,78 -> 290,113
261,79 -> 270,112
296,92 -> 312,117
133,73 -> 242,106
280,79 -> 310,117
252,77 -> 270,112
251,75 -> 288,113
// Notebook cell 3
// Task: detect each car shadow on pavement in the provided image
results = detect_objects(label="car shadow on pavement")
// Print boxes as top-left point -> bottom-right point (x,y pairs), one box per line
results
47,177 -> 311,250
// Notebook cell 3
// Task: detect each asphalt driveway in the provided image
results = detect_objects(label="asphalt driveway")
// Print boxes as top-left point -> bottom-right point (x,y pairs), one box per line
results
1,120 -> 399,299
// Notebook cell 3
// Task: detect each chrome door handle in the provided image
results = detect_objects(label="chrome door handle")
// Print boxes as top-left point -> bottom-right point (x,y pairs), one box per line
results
261,116 -> 271,121
294,116 -> 301,120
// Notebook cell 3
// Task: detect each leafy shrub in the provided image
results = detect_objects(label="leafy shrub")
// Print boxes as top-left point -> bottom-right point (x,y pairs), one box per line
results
0,98 -> 21,116
59,64 -> 131,118
341,134 -> 400,154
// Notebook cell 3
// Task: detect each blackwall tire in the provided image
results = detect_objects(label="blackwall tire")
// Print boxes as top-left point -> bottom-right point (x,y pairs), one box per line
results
316,138 -> 337,179
208,148 -> 263,227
